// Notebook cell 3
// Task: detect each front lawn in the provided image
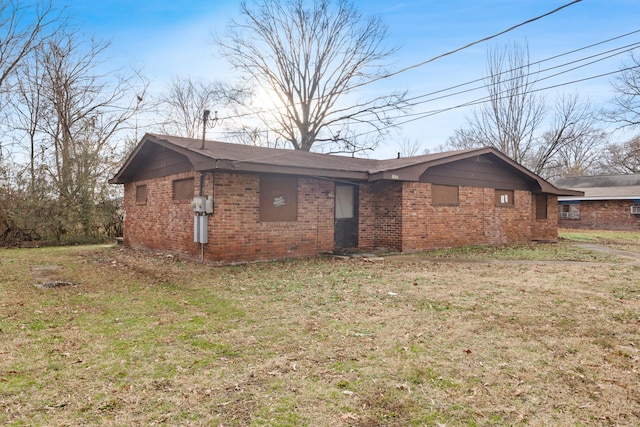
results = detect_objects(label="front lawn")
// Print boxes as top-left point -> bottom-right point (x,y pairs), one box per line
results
1,241 -> 639,425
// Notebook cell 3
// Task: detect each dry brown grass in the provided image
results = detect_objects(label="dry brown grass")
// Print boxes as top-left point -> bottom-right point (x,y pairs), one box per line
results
1,237 -> 640,426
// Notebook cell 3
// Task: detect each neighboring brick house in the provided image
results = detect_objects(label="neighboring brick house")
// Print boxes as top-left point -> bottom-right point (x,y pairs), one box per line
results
556,174 -> 640,231
109,133 -> 580,264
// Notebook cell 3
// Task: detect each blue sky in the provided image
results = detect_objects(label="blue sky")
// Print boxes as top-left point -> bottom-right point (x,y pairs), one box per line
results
56,0 -> 640,158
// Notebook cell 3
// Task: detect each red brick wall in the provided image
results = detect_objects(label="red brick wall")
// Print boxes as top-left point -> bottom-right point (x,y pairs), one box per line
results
357,184 -> 376,250
532,195 -> 558,241
123,171 -> 335,263
374,183 -> 557,252
123,171 -> 558,263
559,200 -> 640,231
123,171 -> 197,254
206,173 -> 334,263
358,181 -> 404,251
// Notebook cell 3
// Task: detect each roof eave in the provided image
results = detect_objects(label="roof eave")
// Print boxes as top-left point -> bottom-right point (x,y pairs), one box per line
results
559,195 -> 638,201
197,159 -> 368,180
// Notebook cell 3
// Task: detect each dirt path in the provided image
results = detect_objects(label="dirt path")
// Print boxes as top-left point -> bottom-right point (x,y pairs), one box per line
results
571,243 -> 640,264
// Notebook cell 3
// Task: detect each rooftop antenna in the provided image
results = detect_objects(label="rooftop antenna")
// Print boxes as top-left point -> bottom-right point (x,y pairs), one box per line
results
201,109 -> 210,149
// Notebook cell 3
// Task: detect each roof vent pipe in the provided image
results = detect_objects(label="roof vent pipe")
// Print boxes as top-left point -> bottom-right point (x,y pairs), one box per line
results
201,109 -> 210,149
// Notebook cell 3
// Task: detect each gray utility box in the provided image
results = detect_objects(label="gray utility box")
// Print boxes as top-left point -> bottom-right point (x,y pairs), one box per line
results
194,215 -> 208,243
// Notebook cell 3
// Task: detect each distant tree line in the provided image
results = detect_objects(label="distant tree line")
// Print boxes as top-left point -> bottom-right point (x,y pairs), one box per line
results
0,1 -> 145,246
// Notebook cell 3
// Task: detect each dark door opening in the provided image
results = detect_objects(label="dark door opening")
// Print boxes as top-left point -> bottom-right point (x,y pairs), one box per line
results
334,183 -> 358,249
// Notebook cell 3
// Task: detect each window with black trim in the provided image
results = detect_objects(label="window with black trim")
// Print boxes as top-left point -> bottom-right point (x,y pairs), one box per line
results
260,176 -> 298,222
135,184 -> 147,203
535,194 -> 547,219
432,184 -> 459,206
560,202 -> 580,219
173,178 -> 194,201
495,189 -> 514,206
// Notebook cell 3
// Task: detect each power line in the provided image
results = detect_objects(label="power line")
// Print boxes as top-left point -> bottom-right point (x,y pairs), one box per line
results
312,39 -> 640,129
346,0 -> 584,91
216,0 -> 586,123
216,0 -> 635,146
219,39 -> 634,124
220,34 -> 639,130
399,41 -> 640,111
403,31 -> 640,105
352,65 -> 640,138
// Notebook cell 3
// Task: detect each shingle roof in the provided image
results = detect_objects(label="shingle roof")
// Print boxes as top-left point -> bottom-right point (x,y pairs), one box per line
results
555,174 -> 640,188
556,174 -> 640,200
110,133 -> 578,196
150,133 -> 479,174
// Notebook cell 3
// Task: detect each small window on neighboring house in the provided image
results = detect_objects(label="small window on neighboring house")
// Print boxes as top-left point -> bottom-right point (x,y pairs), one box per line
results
135,184 -> 147,203
173,178 -> 194,201
260,175 -> 298,222
495,189 -> 514,207
560,202 -> 580,219
431,184 -> 459,206
535,194 -> 547,220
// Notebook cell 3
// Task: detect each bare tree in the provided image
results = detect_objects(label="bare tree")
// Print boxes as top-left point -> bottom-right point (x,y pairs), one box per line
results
531,94 -> 606,177
396,138 -> 423,158
447,42 -> 545,165
445,42 -> 605,178
598,136 -> 640,174
9,46 -> 45,193
158,76 -> 246,139
607,51 -> 640,128
600,51 -> 640,174
0,6 -> 142,244
0,0 -> 60,166
31,31 -> 145,237
217,0 -> 407,153
0,1 -> 59,91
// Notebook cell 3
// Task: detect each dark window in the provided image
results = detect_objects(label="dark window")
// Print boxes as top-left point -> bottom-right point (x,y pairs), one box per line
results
432,184 -> 459,206
495,189 -> 514,206
260,175 -> 297,222
173,178 -> 194,201
535,194 -> 547,219
560,202 -> 580,219
135,185 -> 147,203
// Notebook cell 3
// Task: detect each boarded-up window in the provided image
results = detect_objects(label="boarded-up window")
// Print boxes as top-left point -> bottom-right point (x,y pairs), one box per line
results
173,178 -> 194,201
495,189 -> 514,206
432,184 -> 459,206
535,194 -> 547,219
260,176 -> 297,222
135,185 -> 147,203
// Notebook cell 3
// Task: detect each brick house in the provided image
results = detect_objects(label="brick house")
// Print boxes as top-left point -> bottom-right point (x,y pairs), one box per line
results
109,133 -> 580,264
556,174 -> 640,231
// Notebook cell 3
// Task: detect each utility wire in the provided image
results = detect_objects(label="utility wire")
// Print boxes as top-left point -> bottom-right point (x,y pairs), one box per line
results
402,30 -> 640,105
294,42 -> 640,127
216,0 -> 636,146
352,65 -> 640,138
218,35 -> 638,125
217,39 -> 633,123
394,41 -> 640,111
346,0 -> 584,91
215,0 -> 585,122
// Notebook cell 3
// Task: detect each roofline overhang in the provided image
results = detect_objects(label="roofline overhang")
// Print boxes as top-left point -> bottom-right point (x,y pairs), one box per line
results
559,196 -> 639,201
197,158 -> 368,180
110,136 -> 575,195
